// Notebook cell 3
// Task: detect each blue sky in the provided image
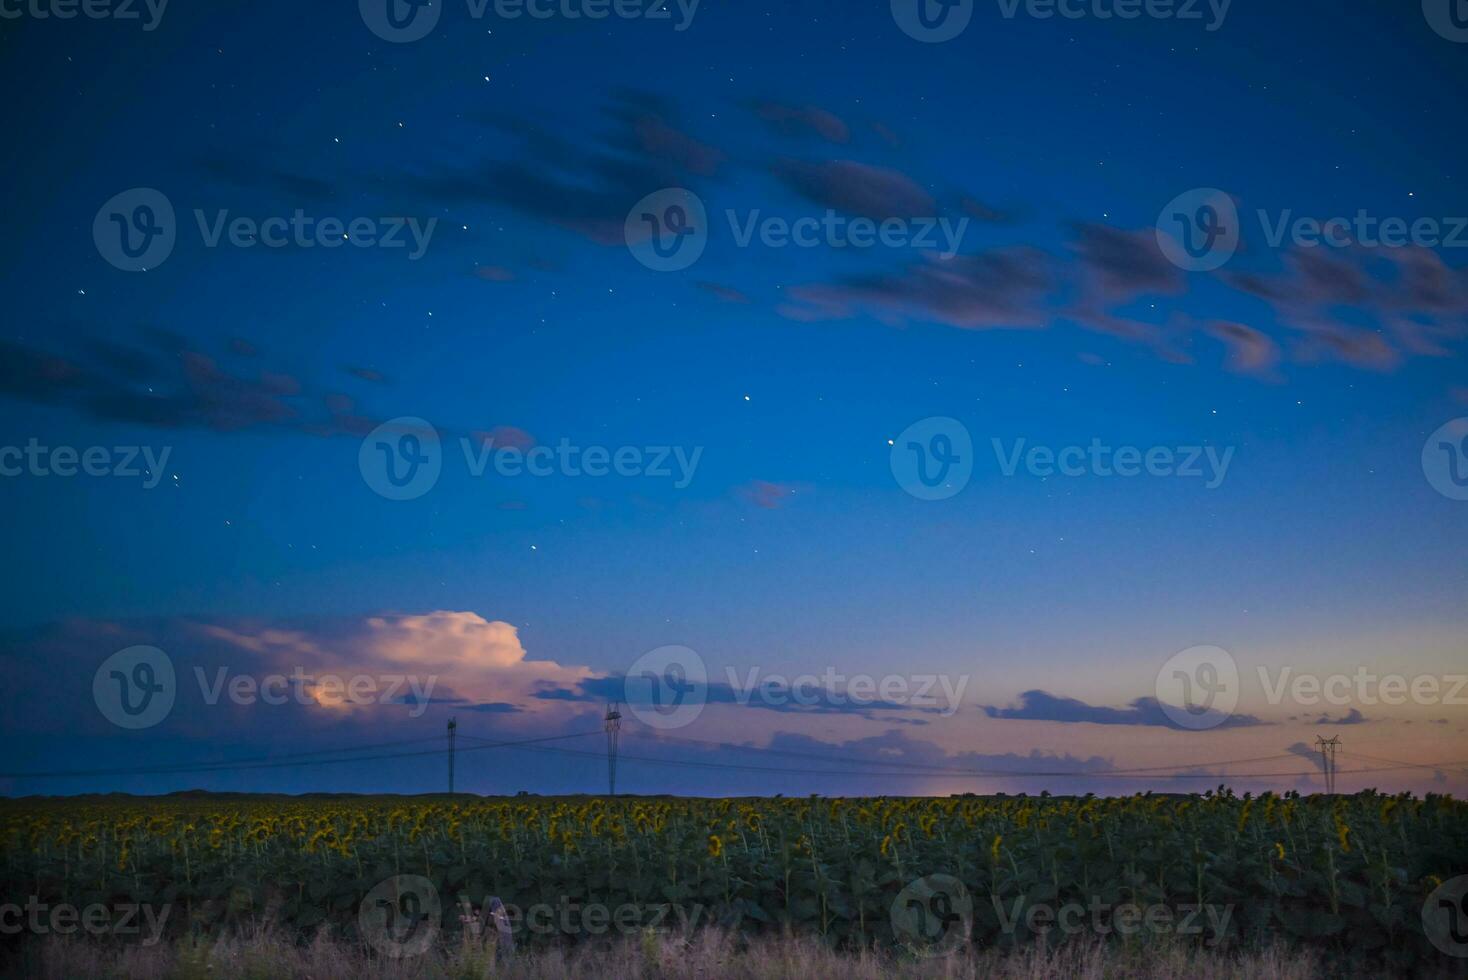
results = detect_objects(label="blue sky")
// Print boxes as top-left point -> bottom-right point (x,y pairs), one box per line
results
1,0 -> 1466,797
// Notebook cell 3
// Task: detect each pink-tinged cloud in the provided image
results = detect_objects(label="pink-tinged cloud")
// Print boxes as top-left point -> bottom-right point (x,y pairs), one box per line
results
754,102 -> 851,144
472,425 -> 536,451
774,159 -> 936,220
738,480 -> 799,509
633,115 -> 725,176
870,121 -> 901,148
1223,246 -> 1468,370
201,612 -> 595,716
697,281 -> 751,304
779,247 -> 1052,330
1206,320 -> 1282,377
474,265 -> 516,282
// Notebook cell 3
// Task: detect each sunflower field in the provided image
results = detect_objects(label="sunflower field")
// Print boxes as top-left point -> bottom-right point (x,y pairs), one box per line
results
1,789 -> 1465,971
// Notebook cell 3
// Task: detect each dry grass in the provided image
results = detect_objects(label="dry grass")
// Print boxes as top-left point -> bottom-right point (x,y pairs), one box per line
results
7,927 -> 1364,980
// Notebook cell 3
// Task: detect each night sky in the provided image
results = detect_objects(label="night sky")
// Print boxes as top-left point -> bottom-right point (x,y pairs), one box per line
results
1,0 -> 1466,798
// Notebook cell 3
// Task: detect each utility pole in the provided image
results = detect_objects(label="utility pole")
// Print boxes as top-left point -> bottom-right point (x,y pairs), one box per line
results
604,702 -> 622,796
1315,735 -> 1340,795
447,716 -> 457,795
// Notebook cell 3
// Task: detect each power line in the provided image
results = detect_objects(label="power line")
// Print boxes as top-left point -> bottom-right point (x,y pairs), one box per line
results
1342,750 -> 1468,776
2,731 -> 601,781
487,740 -> 1468,782
0,734 -> 448,780
621,731 -> 1305,778
7,727 -> 1463,789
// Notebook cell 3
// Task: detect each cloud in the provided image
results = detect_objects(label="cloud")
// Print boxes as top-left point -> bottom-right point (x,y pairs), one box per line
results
1312,708 -> 1367,725
1223,246 -> 1468,370
471,425 -> 536,451
0,335 -> 311,433
959,196 -> 1014,224
1205,320 -> 1282,377
779,247 -> 1052,329
753,102 -> 851,144
981,689 -> 1266,729
1072,224 -> 1184,301
195,611 -> 596,718
410,94 -> 723,246
737,480 -> 798,509
533,673 -> 948,720
1064,224 -> 1186,350
473,265 -> 517,283
696,281 -> 751,304
773,159 -> 936,220
0,332 -> 528,447
1286,741 -> 1327,772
